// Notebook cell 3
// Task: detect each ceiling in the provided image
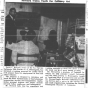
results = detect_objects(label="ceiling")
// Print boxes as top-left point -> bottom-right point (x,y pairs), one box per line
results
31,3 -> 85,19
40,6 -> 85,19
15,3 -> 85,19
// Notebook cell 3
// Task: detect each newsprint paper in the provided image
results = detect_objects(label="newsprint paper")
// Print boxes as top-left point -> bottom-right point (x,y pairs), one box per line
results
0,0 -> 88,88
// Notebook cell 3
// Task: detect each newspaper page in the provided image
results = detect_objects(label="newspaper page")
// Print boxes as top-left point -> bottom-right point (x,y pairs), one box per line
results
0,0 -> 87,88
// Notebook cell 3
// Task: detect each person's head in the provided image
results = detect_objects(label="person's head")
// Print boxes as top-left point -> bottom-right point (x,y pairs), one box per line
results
26,30 -> 36,41
9,8 -> 16,18
49,30 -> 57,40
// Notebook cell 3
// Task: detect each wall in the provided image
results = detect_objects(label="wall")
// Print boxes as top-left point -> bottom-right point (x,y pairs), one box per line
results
39,16 -> 57,40
38,16 -> 63,51
38,16 -> 58,51
6,2 -> 33,16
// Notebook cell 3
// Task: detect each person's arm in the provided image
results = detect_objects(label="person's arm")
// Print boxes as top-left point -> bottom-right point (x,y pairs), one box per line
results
6,42 -> 18,51
11,51 -> 17,65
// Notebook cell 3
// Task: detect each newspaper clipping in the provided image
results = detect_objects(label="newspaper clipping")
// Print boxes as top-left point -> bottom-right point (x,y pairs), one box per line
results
0,0 -> 87,88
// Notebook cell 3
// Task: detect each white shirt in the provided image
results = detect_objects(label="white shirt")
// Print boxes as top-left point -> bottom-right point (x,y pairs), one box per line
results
6,40 -> 39,66
9,14 -> 15,21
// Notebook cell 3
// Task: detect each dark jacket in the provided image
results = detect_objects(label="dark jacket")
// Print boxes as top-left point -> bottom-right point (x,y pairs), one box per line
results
44,40 -> 58,51
5,15 -> 16,35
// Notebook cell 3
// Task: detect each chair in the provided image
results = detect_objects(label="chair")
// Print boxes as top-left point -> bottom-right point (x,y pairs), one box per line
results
16,53 -> 41,66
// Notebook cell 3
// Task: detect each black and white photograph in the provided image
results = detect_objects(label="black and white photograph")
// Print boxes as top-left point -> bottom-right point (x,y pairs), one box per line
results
5,2 -> 85,67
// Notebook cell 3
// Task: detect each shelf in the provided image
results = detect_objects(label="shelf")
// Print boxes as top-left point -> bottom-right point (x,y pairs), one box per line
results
76,19 -> 85,29
76,26 -> 85,29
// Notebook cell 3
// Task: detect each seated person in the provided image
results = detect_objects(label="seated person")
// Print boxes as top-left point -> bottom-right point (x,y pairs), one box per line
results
6,30 -> 39,66
44,30 -> 58,52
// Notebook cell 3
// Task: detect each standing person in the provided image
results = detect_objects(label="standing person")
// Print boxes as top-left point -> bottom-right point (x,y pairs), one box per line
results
5,8 -> 17,66
5,8 -> 17,44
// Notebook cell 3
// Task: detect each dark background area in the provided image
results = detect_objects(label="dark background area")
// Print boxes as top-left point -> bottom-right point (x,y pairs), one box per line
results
40,7 -> 85,19
37,3 -> 85,19
15,3 -> 85,29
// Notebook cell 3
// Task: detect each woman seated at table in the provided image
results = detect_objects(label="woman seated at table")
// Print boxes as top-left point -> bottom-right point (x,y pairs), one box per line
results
44,30 -> 58,52
39,30 -> 58,66
6,30 -> 39,66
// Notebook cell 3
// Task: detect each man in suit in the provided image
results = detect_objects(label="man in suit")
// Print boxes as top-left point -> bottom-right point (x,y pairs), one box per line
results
5,8 -> 17,66
5,8 -> 17,44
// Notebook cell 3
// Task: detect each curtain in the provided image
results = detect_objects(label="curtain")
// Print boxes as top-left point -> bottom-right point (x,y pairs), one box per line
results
38,16 -> 63,51
38,16 -> 58,51
57,21 -> 62,46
